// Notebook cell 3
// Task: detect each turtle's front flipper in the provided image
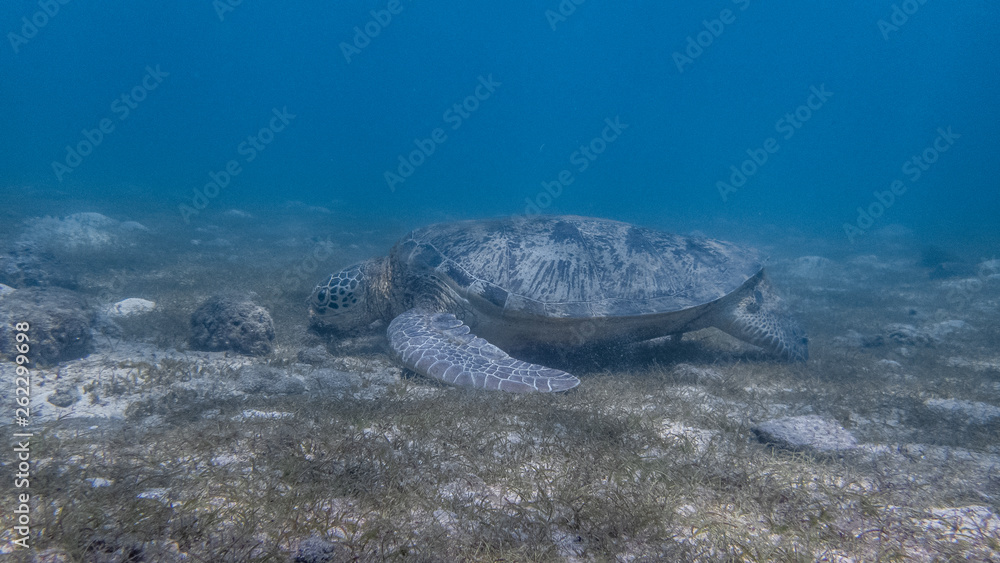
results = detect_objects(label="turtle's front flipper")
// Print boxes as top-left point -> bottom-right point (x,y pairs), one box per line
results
387,310 -> 580,392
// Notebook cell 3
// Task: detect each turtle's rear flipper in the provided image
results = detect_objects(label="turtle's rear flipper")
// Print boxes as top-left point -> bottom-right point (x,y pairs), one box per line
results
387,309 -> 580,392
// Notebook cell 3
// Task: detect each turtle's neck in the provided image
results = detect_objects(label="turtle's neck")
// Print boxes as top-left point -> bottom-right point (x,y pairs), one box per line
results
363,256 -> 394,323
380,251 -> 460,318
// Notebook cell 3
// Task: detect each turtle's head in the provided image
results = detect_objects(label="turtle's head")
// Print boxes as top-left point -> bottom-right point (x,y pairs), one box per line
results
308,259 -> 386,335
721,271 -> 809,362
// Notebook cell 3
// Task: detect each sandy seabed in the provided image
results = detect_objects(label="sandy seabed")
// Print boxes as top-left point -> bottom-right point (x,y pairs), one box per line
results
1,204 -> 998,562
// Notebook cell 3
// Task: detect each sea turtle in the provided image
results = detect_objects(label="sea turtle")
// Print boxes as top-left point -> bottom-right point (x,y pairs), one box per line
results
309,215 -> 807,393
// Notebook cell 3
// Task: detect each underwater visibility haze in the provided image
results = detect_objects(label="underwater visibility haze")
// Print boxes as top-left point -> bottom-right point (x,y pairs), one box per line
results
1,1 -> 999,560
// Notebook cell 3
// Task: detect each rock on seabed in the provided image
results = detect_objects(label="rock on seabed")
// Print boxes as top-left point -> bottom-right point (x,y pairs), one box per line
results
924,398 -> 1000,425
752,415 -> 858,453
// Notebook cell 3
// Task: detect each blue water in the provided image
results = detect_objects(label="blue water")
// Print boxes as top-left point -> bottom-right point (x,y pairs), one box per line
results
2,0 -> 998,245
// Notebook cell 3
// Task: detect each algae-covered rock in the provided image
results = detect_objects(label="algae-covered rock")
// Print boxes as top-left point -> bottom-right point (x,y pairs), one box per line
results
18,212 -> 149,254
0,287 -> 93,366
190,296 -> 274,356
